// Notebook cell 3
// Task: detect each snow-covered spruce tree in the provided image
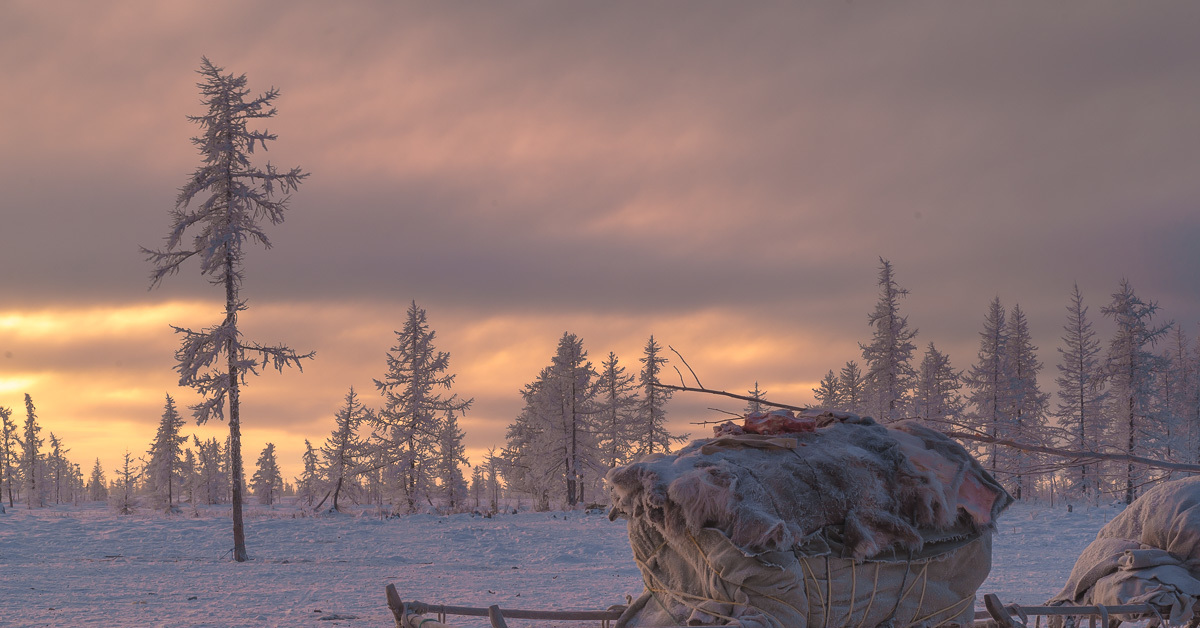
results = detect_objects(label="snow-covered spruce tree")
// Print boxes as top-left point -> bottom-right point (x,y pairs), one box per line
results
1102,279 -> 1171,504
1,405 -> 17,507
912,342 -> 964,427
839,361 -> 866,416
372,302 -> 471,513
88,458 -> 108,502
47,433 -> 70,505
470,464 -> 485,510
859,258 -> 918,422
595,352 -> 640,469
503,387 -> 553,510
744,382 -> 768,415
193,436 -> 228,505
635,336 -> 685,456
179,448 -> 196,508
1054,284 -> 1107,499
251,443 -> 283,506
435,409 -> 469,512
295,439 -> 320,507
964,298 -> 1010,474
142,58 -> 311,561
22,394 -> 44,509
548,333 -> 601,506
145,394 -> 188,511
1004,304 -> 1052,500
320,387 -> 371,513
1154,326 -> 1195,468
504,334 -> 602,508
486,447 -> 503,513
110,449 -> 140,515
812,370 -> 843,409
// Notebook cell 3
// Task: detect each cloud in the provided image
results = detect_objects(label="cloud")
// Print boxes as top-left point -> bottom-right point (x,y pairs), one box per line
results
5,2 -> 1200,479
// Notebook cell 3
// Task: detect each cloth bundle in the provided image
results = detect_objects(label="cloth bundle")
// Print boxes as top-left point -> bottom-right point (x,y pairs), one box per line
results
1049,477 -> 1200,625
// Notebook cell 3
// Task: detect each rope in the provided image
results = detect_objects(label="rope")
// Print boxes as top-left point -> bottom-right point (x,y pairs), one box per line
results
800,556 -> 830,623
824,557 -> 833,628
843,557 -> 857,627
856,562 -> 881,628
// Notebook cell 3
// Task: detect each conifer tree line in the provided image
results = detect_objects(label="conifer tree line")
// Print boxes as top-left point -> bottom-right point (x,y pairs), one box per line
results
0,395 -> 91,510
501,333 -> 687,510
813,258 -> 1189,504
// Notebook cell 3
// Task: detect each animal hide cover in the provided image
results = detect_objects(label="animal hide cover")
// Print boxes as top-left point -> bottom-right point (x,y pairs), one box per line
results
606,412 -> 1012,627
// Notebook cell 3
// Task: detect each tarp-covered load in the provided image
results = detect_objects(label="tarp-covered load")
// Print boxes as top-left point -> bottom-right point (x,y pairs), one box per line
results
606,411 -> 1012,628
1048,477 -> 1200,625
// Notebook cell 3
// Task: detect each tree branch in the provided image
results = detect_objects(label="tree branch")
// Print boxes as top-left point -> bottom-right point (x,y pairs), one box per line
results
661,383 -> 1200,474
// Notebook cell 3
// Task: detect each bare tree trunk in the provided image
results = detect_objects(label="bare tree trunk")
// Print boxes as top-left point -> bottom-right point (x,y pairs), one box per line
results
226,252 -> 248,562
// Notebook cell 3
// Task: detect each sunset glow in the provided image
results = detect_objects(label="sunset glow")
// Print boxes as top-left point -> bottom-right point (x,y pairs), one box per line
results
4,2 -> 1200,487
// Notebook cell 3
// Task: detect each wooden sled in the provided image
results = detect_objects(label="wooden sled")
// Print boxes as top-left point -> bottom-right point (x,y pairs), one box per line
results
386,585 -> 1196,628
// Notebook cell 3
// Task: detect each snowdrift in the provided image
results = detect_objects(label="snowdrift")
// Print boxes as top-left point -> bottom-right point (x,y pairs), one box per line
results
1049,476 -> 1200,625
606,411 -> 1012,628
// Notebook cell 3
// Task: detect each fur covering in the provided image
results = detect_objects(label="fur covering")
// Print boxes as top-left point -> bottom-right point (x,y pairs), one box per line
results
607,412 -> 1010,560
605,412 -> 1012,628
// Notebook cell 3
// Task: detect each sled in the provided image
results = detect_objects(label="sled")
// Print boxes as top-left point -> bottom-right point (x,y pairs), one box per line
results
386,585 -> 1200,628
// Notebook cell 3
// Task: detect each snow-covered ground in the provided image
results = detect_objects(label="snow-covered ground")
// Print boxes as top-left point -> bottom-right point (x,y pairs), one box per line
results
0,500 -> 1119,627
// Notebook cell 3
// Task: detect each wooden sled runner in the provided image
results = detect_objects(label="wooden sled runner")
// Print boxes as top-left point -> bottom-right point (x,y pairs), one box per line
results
387,584 -> 1200,628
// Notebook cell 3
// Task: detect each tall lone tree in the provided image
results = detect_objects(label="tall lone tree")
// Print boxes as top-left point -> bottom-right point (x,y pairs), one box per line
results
143,58 -> 311,561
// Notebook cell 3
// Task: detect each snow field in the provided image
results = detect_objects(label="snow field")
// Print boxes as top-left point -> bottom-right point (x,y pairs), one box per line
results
0,500 -> 1119,627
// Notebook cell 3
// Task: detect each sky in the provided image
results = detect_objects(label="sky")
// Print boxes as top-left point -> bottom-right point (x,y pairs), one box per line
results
3,2 -> 1200,482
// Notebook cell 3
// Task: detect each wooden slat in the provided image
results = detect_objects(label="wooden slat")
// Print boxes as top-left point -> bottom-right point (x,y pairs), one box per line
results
404,599 -> 624,621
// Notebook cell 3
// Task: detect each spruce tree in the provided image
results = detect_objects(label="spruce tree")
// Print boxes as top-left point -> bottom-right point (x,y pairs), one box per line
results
1004,304 -> 1051,500
812,370 -> 843,409
112,449 -> 139,515
1,406 -> 16,507
859,258 -> 918,422
22,394 -> 43,509
912,342 -> 964,427
1102,279 -> 1170,504
744,382 -> 769,415
964,298 -> 1010,473
635,336 -> 684,455
47,433 -> 69,505
372,302 -> 471,513
142,58 -> 311,561
251,443 -> 283,506
296,439 -> 320,507
435,410 -> 469,511
838,361 -> 866,416
595,352 -> 639,469
1054,284 -> 1106,499
145,394 -> 187,511
88,458 -> 108,502
321,387 -> 372,512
